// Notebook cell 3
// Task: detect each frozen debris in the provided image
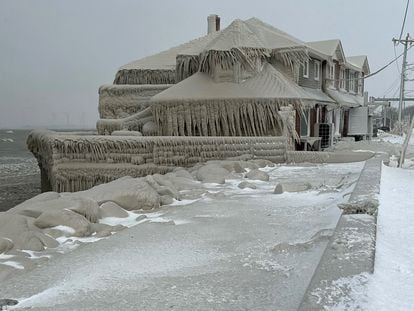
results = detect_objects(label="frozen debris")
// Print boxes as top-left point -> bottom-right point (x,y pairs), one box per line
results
99,201 -> 129,218
196,164 -> 231,184
273,183 -> 284,194
34,209 -> 92,237
238,181 -> 257,189
75,177 -> 160,211
273,182 -> 311,194
0,298 -> 18,309
245,169 -> 269,181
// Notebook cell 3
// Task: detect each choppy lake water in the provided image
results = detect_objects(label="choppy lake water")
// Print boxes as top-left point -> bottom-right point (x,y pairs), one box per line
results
0,129 -> 40,211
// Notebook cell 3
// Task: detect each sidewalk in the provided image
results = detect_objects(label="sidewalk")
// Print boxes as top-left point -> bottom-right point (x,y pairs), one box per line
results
0,162 -> 363,311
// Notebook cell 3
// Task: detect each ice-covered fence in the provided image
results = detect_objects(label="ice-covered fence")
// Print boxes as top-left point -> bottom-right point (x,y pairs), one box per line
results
27,130 -> 288,192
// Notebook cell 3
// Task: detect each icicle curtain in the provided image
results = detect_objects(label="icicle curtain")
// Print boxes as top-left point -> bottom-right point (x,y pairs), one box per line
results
114,69 -> 176,85
176,55 -> 200,82
152,98 -> 300,138
27,130 -> 289,192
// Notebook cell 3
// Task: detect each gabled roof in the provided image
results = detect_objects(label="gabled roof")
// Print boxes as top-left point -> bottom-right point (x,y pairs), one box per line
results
346,55 -> 370,74
307,39 -> 346,63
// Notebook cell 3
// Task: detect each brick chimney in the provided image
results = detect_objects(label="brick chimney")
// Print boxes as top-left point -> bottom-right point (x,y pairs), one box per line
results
207,14 -> 220,34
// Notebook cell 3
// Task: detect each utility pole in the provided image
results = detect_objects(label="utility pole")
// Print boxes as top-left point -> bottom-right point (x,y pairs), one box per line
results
392,33 -> 414,129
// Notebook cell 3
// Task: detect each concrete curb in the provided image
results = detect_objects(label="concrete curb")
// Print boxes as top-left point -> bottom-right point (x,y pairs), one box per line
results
298,156 -> 383,310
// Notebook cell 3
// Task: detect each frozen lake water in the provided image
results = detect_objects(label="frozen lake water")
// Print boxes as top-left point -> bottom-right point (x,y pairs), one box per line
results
1,162 -> 364,311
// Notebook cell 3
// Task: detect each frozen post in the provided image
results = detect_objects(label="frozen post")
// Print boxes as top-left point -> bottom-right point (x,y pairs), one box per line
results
399,115 -> 414,167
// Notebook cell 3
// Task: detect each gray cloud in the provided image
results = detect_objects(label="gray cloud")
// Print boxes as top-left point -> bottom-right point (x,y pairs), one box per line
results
0,0 -> 412,128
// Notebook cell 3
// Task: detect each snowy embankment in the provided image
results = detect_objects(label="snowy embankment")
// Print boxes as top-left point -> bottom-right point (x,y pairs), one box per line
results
324,164 -> 414,310
367,164 -> 414,310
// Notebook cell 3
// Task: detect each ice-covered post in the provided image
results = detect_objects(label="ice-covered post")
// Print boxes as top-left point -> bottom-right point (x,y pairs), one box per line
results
399,115 -> 414,167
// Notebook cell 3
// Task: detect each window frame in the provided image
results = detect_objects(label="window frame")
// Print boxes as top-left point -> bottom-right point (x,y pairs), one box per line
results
339,68 -> 346,90
328,63 -> 335,88
314,60 -> 320,81
302,60 -> 309,78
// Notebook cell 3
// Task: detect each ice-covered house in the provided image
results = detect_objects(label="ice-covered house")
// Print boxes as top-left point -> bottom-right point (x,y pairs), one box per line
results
98,17 -> 336,139
28,16 -> 370,192
99,16 -> 370,147
306,40 -> 371,142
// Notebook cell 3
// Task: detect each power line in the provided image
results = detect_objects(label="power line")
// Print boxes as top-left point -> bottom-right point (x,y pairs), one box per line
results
394,44 -> 401,74
398,0 -> 411,42
364,44 -> 414,80
383,77 -> 402,97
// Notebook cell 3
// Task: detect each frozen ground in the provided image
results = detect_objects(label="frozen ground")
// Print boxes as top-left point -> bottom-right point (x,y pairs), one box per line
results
320,164 -> 414,311
0,162 -> 364,311
302,130 -> 414,311
328,130 -> 414,168
367,164 -> 414,310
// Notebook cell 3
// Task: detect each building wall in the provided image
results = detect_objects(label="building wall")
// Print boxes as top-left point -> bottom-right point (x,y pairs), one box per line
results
298,58 -> 323,89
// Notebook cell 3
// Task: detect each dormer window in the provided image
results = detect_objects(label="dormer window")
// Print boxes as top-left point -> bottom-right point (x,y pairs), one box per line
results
314,60 -> 320,80
302,60 -> 309,78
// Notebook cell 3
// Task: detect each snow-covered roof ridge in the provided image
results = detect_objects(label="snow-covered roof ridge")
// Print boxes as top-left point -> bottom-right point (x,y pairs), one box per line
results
307,39 -> 342,57
346,55 -> 370,74
118,31 -> 221,71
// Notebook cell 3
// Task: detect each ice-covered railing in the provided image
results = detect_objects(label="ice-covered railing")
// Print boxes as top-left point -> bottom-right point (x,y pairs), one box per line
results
98,84 -> 171,119
27,130 -> 288,192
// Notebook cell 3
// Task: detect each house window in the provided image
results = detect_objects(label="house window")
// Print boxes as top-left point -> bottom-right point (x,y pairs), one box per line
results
328,63 -> 335,87
340,68 -> 346,89
349,71 -> 359,93
314,61 -> 320,80
358,73 -> 363,94
302,60 -> 309,78
349,71 -> 354,92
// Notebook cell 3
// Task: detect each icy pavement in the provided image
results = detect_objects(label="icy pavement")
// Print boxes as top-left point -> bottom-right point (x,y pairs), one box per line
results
0,162 -> 364,311
301,162 -> 414,311
366,164 -> 414,310
298,156 -> 381,310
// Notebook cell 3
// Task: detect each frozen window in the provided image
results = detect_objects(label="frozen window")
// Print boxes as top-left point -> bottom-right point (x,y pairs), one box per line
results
340,68 -> 346,89
302,60 -> 309,78
328,63 -> 335,87
314,61 -> 320,80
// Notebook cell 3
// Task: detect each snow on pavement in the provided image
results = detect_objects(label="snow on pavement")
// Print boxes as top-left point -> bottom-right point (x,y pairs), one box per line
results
1,162 -> 365,311
324,164 -> 414,310
367,164 -> 414,310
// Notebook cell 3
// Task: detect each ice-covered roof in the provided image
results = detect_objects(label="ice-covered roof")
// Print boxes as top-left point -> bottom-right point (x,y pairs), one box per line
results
119,18 -> 307,72
307,40 -> 344,59
347,55 -> 370,74
152,63 -> 333,103
326,89 -> 364,108
118,32 -> 220,71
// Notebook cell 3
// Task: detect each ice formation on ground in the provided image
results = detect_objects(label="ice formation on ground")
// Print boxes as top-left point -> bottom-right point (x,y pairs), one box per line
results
0,159 -> 363,284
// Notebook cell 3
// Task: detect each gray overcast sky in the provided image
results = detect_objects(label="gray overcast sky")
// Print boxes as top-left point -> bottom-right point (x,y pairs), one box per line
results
0,0 -> 413,128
